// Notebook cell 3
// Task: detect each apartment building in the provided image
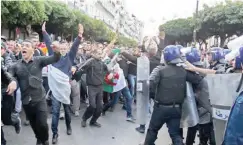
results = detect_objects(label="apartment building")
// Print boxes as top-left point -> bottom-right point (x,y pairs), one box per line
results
60,0 -> 144,42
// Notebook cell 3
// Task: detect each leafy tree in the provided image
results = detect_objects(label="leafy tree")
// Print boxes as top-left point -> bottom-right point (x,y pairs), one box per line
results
1,1 -> 47,38
1,1 -> 47,27
45,1 -> 75,35
197,0 -> 243,46
159,17 -> 194,45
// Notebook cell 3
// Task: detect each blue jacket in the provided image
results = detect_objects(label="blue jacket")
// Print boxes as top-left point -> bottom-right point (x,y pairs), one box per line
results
223,92 -> 243,145
43,31 -> 81,77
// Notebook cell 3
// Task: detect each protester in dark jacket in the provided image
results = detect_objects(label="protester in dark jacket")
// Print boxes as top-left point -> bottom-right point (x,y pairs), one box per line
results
79,45 -> 108,128
1,67 -> 18,145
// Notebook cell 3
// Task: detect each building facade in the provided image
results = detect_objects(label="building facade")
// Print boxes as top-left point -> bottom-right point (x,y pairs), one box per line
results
60,0 -> 144,42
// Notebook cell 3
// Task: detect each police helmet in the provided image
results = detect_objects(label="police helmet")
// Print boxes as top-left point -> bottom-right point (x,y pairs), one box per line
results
207,47 -> 225,63
234,56 -> 241,69
163,45 -> 182,64
176,45 -> 183,50
186,48 -> 202,66
223,49 -> 231,56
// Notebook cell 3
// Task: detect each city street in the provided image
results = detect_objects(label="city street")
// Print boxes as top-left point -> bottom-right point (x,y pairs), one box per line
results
3,103 -> 197,145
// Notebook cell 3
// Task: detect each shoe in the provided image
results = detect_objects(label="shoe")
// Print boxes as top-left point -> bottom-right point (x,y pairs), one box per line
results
24,120 -> 30,126
90,122 -> 101,128
66,126 -> 72,135
108,107 -> 114,112
14,117 -> 21,134
74,111 -> 79,117
36,139 -> 42,145
59,113 -> 64,120
43,141 -> 49,145
102,111 -> 106,116
81,120 -> 87,127
126,116 -> 135,123
52,134 -> 58,144
122,106 -> 126,110
135,126 -> 145,134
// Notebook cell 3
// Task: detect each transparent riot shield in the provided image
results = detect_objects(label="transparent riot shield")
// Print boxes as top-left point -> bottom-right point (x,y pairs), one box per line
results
180,82 -> 199,128
136,55 -> 150,125
206,73 -> 242,145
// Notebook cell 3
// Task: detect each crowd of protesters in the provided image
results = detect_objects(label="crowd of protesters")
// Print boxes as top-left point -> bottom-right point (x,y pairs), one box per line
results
1,21 -> 243,145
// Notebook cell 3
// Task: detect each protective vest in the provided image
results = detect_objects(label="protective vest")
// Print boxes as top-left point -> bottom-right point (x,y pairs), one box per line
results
155,65 -> 186,105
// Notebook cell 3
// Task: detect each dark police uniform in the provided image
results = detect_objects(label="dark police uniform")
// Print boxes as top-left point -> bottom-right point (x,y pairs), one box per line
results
144,64 -> 203,145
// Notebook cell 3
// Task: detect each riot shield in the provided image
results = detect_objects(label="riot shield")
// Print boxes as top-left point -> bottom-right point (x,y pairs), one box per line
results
206,73 -> 242,145
180,82 -> 199,128
136,55 -> 150,125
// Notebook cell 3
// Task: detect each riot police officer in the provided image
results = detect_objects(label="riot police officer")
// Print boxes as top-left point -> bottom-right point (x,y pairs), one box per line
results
143,45 -> 203,145
207,47 -> 226,71
184,48 -> 215,145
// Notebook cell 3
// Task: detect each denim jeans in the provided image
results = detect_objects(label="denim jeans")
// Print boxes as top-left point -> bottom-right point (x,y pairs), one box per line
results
51,96 -> 71,135
103,87 -> 133,117
128,74 -> 136,97
144,103 -> 183,145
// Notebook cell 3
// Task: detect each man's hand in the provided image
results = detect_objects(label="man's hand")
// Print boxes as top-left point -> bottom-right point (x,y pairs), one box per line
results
78,24 -> 84,37
71,66 -> 77,75
6,81 -> 17,95
42,21 -> 46,32
107,73 -> 114,80
184,61 -> 196,71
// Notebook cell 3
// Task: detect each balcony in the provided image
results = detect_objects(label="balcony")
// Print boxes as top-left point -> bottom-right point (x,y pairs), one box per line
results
97,0 -> 116,17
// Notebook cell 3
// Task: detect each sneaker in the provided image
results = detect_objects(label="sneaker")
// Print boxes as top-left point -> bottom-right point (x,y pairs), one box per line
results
108,107 -> 114,112
52,134 -> 58,144
126,116 -> 135,123
135,126 -> 145,134
102,111 -> 106,116
14,117 -> 21,134
74,111 -> 79,117
43,141 -> 49,145
59,112 -> 64,120
66,126 -> 72,135
90,122 -> 101,128
36,139 -> 42,145
24,120 -> 30,126
81,120 -> 87,127
122,106 -> 126,110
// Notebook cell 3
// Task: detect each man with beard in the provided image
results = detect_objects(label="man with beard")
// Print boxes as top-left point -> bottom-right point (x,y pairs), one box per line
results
79,44 -> 109,128
8,39 -> 61,145
42,22 -> 83,144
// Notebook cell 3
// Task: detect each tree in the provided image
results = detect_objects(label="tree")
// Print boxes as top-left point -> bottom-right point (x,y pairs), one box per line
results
197,0 -> 243,47
1,1 -> 47,38
159,17 -> 194,45
45,1 -> 76,36
1,1 -> 137,45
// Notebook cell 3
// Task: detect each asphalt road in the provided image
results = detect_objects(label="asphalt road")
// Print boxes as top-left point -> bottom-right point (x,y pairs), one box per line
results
3,103 -> 198,145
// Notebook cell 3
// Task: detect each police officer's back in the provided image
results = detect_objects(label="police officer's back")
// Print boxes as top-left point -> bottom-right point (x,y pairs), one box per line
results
143,45 -> 202,145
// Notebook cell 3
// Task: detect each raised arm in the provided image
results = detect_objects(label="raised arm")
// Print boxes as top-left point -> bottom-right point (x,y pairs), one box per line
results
68,24 -> 84,64
42,22 -> 54,55
40,51 -> 61,67
121,52 -> 137,64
